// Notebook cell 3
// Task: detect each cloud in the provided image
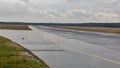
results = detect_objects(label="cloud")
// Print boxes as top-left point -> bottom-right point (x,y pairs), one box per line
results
0,0 -> 120,23
0,1 -> 27,16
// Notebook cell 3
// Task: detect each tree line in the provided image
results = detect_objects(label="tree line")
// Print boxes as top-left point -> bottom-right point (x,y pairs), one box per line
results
0,22 -> 120,28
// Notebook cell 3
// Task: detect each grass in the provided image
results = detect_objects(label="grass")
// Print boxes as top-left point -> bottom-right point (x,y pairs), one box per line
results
0,35 -> 48,68
50,26 -> 120,34
0,25 -> 49,68
0,25 -> 31,30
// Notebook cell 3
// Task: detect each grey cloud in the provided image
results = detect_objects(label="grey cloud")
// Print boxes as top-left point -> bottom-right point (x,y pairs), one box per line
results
0,1 -> 27,16
21,0 -> 29,3
0,0 -> 120,22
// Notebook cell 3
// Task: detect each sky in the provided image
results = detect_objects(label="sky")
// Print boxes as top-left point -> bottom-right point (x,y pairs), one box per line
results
0,0 -> 120,23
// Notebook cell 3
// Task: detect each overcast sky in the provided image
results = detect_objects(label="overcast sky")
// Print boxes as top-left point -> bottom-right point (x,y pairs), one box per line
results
0,0 -> 120,23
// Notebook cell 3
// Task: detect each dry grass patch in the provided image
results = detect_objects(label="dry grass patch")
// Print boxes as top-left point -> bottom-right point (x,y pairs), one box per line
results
50,26 -> 120,34
0,25 -> 31,30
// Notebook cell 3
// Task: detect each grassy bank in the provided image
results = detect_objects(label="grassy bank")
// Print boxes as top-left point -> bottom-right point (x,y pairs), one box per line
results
50,26 -> 120,34
0,25 -> 31,30
0,25 -> 48,68
0,36 -> 48,68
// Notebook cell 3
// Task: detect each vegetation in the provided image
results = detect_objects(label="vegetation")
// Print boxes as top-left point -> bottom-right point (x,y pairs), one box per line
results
0,25 -> 31,30
0,22 -> 120,28
0,36 -> 48,68
50,26 -> 120,34
0,36 -> 49,68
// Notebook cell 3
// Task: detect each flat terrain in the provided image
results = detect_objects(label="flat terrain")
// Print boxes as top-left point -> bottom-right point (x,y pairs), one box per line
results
35,26 -> 120,68
1,26 -> 120,68
0,36 -> 47,68
0,25 -> 120,68
0,25 -> 48,68
0,25 -> 31,30
50,26 -> 120,34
